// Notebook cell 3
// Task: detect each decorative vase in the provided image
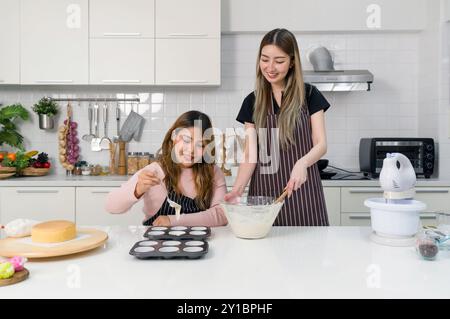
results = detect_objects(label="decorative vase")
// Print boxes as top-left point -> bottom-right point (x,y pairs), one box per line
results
38,114 -> 54,130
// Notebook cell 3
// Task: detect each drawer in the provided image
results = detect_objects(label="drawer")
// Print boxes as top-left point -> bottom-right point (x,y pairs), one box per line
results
341,212 -> 437,227
0,187 -> 75,224
76,187 -> 144,226
341,187 -> 450,214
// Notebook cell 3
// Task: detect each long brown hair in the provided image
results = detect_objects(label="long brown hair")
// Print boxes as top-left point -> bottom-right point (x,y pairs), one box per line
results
156,111 -> 216,210
254,28 -> 306,149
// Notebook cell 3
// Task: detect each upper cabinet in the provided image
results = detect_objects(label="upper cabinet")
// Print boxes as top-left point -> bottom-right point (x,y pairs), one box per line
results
20,0 -> 89,84
89,0 -> 155,38
5,0 -> 220,86
155,39 -> 220,85
155,0 -> 220,38
155,0 -> 221,85
222,0 -> 427,32
0,0 -> 20,84
90,38 -> 155,85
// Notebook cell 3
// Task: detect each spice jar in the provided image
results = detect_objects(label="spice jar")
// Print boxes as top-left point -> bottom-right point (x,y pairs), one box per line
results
138,152 -> 151,169
416,231 -> 439,260
127,152 -> 139,175
74,162 -> 82,176
81,165 -> 91,176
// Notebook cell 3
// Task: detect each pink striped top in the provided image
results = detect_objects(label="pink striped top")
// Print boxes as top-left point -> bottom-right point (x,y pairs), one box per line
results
104,162 -> 228,227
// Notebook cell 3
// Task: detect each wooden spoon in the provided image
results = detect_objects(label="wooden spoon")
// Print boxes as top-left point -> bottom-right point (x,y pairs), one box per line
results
275,189 -> 288,204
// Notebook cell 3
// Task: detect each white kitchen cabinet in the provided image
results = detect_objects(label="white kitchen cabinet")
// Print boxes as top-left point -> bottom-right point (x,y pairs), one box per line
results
155,0 -> 220,38
222,0 -> 426,32
89,0 -> 155,38
76,187 -> 145,226
0,0 -> 20,84
323,187 -> 340,226
340,187 -> 449,226
89,39 -> 155,85
0,187 -> 75,224
155,39 -> 220,85
20,0 -> 89,84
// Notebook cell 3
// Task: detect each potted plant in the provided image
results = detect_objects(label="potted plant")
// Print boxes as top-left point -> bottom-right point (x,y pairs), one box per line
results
32,97 -> 58,130
0,103 -> 29,153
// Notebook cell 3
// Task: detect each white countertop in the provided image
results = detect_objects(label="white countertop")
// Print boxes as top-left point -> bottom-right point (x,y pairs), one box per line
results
2,226 -> 449,299
1,174 -> 450,187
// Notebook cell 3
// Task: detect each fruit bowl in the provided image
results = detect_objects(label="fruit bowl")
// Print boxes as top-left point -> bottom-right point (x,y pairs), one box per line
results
21,167 -> 50,176
220,196 -> 284,239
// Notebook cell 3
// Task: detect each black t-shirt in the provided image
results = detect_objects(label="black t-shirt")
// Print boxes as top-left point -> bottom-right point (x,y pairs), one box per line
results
236,83 -> 330,124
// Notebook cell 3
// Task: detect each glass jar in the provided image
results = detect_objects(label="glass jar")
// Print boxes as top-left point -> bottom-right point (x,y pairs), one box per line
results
81,165 -> 91,176
74,163 -> 82,176
101,165 -> 110,176
127,152 -> 139,175
416,231 -> 439,260
138,152 -> 151,169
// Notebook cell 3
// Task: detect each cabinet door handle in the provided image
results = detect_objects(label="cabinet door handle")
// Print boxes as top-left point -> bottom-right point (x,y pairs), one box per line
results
168,80 -> 208,84
420,215 -> 437,220
0,79 -> 4,83
101,80 -> 141,83
168,33 -> 208,37
103,32 -> 141,37
16,190 -> 59,194
348,214 -> 371,220
416,189 -> 449,194
91,191 -> 110,194
348,189 -> 383,194
34,80 -> 74,84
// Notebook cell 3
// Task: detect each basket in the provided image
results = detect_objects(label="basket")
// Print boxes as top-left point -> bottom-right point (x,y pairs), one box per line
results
0,167 -> 16,174
21,167 -> 50,176
0,173 -> 15,179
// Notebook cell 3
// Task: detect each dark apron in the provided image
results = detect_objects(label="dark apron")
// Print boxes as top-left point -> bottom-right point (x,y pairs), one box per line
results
248,94 -> 329,226
143,188 -> 201,226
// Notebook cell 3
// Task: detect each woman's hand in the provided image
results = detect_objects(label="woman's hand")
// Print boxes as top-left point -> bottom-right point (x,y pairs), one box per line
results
153,216 -> 171,226
224,188 -> 242,203
285,159 -> 308,197
134,169 -> 161,199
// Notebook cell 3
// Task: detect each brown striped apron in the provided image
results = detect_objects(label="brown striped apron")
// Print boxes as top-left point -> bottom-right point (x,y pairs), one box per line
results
143,187 -> 201,226
248,94 -> 329,226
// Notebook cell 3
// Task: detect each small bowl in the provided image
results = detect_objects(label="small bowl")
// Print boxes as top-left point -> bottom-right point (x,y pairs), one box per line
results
220,196 -> 283,239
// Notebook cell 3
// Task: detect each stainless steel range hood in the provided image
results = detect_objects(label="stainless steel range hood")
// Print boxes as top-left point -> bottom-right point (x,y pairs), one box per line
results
303,46 -> 374,92
303,70 -> 374,92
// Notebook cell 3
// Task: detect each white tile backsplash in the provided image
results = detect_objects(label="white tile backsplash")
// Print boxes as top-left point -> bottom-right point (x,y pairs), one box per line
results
0,31 -> 440,174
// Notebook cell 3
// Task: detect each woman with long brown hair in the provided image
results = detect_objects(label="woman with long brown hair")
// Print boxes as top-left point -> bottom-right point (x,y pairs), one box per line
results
105,110 -> 227,227
225,28 -> 330,226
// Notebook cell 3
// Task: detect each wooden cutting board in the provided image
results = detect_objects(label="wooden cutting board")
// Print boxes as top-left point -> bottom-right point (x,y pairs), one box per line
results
0,229 -> 108,259
0,268 -> 29,287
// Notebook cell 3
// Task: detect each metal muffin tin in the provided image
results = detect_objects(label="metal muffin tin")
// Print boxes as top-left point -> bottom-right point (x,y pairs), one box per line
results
129,239 -> 209,259
143,226 -> 211,240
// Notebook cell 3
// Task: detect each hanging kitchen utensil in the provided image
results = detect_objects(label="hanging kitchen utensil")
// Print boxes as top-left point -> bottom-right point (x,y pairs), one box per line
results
100,102 -> 111,150
82,103 -> 95,142
91,103 -> 102,151
119,108 -> 145,142
113,102 -> 120,143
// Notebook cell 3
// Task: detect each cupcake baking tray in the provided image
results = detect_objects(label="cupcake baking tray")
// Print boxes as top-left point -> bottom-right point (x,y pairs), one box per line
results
143,226 -> 211,240
129,239 -> 209,259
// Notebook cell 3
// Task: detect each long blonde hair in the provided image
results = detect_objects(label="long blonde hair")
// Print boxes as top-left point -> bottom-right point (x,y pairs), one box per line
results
254,28 -> 306,149
156,111 -> 216,210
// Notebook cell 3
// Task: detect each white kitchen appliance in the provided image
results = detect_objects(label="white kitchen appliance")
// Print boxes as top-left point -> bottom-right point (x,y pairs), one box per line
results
364,153 -> 427,246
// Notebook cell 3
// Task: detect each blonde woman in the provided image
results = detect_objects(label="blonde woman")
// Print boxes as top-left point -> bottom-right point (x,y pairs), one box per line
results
225,28 -> 330,226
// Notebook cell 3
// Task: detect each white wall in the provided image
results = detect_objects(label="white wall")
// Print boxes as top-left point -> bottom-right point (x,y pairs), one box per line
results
0,31 -> 420,174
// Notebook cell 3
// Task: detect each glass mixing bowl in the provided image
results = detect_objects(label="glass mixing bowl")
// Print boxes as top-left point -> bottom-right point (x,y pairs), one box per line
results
220,196 -> 283,239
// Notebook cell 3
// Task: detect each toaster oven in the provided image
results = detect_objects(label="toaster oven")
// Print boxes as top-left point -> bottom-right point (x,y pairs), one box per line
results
359,138 -> 435,178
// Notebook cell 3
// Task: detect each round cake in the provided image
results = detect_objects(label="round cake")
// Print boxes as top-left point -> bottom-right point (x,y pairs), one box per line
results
31,220 -> 76,243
